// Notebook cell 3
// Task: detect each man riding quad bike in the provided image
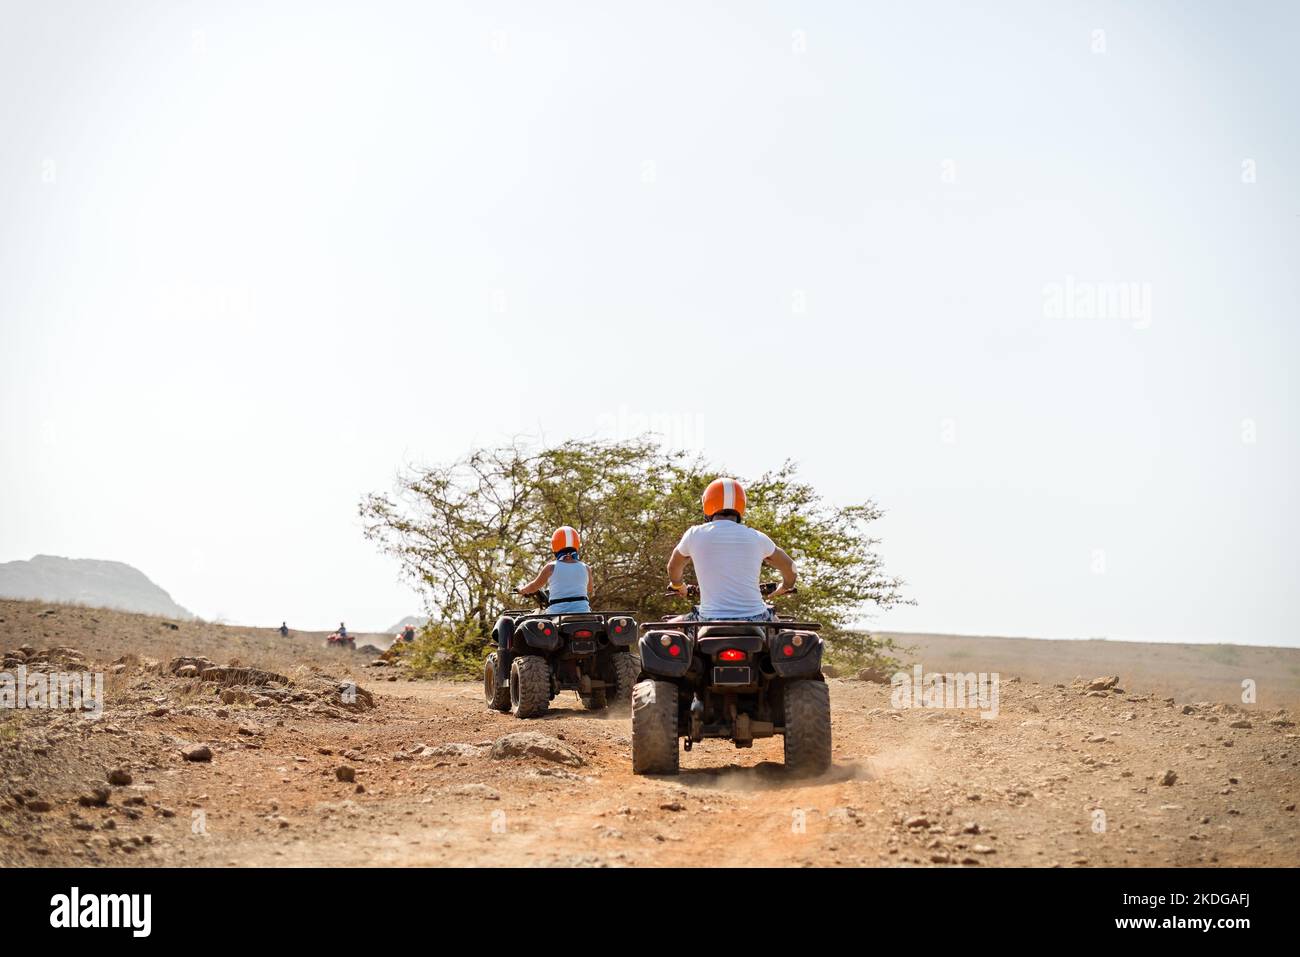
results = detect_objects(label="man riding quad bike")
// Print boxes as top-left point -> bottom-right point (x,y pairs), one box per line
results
326,622 -> 355,651
483,526 -> 641,718
632,478 -> 832,775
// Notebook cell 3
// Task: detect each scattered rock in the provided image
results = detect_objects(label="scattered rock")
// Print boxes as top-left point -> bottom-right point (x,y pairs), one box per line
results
490,732 -> 584,767
200,666 -> 289,687
1159,769 -> 1177,787
335,766 -> 356,783
449,784 -> 500,800
420,743 -> 485,759
181,745 -> 212,762
107,769 -> 132,786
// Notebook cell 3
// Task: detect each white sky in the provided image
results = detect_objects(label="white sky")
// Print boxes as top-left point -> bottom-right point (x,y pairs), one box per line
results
1,1 -> 1296,644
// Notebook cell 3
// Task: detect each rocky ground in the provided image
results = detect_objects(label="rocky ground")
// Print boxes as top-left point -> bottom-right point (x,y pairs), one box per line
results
1,600 -> 1297,867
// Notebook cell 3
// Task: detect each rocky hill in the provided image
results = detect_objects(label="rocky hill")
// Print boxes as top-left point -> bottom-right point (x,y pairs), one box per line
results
0,555 -> 193,620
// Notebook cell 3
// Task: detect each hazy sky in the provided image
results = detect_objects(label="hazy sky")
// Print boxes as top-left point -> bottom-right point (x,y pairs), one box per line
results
1,1 -> 1296,644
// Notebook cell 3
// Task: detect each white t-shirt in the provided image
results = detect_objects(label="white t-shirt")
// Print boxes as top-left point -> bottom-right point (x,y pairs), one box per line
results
675,520 -> 776,618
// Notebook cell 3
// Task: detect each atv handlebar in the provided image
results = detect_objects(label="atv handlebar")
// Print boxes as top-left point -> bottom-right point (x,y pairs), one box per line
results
664,582 -> 797,599
516,588 -> 549,609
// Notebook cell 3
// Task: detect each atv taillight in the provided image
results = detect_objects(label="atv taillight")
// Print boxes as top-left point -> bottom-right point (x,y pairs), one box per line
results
543,627 -> 553,636
668,644 -> 681,657
574,629 -> 593,638
718,649 -> 746,661
781,645 -> 795,657
614,625 -> 623,633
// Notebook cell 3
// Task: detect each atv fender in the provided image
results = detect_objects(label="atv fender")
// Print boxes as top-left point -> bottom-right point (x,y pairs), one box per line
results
770,630 -> 824,679
606,615 -> 637,648
517,618 -> 562,653
639,628 -> 692,678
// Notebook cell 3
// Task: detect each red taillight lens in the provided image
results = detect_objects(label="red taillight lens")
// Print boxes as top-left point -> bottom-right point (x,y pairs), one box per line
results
543,627 -> 552,636
574,629 -> 592,638
667,644 -> 681,657
614,625 -> 623,633
781,645 -> 795,657
718,649 -> 746,661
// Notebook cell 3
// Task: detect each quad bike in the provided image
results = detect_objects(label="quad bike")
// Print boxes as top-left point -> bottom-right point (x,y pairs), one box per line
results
483,590 -> 640,719
632,582 -> 831,776
326,632 -> 356,651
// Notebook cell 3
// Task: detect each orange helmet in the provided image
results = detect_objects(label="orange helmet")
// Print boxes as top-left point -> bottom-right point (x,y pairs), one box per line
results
550,526 -> 581,553
702,478 -> 746,518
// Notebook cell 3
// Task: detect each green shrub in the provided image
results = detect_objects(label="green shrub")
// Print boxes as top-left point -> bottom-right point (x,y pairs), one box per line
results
404,619 -> 490,678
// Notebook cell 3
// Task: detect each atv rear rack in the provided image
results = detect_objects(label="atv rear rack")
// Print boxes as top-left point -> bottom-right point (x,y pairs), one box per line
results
504,609 -> 639,622
641,618 -> 821,632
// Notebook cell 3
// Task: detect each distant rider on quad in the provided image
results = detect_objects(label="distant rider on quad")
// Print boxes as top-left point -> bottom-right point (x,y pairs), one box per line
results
497,526 -> 593,672
337,622 -> 348,639
667,478 -> 797,620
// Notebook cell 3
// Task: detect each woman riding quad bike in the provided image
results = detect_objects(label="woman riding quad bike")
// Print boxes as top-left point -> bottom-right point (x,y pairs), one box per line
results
483,527 -> 640,718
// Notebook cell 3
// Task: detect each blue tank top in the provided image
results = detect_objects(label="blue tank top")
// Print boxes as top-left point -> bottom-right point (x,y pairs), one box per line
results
548,559 -> 590,612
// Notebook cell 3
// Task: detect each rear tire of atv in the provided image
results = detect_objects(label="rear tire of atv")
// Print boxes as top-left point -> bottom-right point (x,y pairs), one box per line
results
606,653 -> 641,714
484,653 -> 511,712
782,679 -> 832,776
632,680 -> 679,774
509,655 -> 550,719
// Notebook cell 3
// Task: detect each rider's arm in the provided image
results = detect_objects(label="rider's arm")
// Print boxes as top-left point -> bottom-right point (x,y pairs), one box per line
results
518,562 -> 554,595
763,546 -> 797,595
667,548 -> 689,596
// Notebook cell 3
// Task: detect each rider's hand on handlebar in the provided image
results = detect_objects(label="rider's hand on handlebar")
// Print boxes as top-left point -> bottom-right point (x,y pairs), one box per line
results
667,581 -> 689,599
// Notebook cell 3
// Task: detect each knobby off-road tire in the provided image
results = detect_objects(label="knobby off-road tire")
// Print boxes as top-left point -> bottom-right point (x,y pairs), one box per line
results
632,679 -> 679,774
509,655 -> 551,719
483,653 -> 511,712
782,678 -> 832,775
606,652 -> 641,714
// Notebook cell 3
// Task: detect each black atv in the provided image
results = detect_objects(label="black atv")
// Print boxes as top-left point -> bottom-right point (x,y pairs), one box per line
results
484,590 -> 640,719
632,583 -> 831,775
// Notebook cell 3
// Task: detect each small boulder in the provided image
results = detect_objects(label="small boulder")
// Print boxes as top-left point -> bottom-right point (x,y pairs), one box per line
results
107,769 -> 133,786
490,732 -> 584,767
181,744 -> 212,762
78,788 -> 111,807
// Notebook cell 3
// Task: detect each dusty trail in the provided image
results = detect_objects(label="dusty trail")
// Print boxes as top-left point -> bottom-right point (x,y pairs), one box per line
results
2,601 -> 1297,867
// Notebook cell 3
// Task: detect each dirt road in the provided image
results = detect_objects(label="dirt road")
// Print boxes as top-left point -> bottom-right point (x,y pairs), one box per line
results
2,601 -> 1297,867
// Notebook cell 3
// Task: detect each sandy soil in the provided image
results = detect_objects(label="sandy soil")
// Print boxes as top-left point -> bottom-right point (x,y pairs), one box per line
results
2,600 -> 1297,867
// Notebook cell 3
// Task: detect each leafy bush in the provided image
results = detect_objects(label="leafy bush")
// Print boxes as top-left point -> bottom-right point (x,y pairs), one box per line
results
362,437 -> 911,677
403,620 -> 487,678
